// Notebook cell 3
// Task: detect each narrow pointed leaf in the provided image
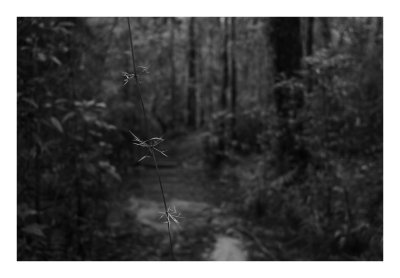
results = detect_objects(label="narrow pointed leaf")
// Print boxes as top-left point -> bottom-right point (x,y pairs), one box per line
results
50,117 -> 64,133
137,155 -> 150,163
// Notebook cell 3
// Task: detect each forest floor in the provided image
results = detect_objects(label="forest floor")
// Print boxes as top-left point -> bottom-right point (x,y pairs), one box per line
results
100,131 -> 291,261
75,129 -> 382,261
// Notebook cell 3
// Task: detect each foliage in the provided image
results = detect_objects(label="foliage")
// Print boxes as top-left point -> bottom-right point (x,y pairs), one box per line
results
17,17 -> 383,261
17,18 -> 123,260
237,17 -> 383,260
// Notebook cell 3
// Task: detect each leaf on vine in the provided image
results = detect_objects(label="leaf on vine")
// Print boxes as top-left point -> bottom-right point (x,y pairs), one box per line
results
22,224 -> 46,237
138,155 -> 150,163
21,98 -> 39,109
62,111 -> 76,123
50,56 -> 62,66
50,117 -> 64,133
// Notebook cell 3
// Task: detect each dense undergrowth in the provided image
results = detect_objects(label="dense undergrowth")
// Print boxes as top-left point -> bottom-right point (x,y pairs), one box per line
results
203,28 -> 383,259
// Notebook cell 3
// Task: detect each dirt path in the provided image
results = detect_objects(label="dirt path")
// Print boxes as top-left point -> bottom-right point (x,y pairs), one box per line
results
123,131 -> 250,260
102,131 -> 365,261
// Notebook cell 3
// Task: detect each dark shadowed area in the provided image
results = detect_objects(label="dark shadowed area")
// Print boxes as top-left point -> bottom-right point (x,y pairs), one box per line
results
17,17 -> 383,261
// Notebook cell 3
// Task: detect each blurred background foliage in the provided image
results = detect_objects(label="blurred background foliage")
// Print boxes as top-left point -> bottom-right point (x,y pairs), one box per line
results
17,17 -> 382,260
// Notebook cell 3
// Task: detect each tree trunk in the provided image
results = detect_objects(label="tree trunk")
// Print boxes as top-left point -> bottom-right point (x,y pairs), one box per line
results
217,17 -> 230,156
187,17 -> 197,128
320,17 -> 331,47
271,18 -> 302,77
220,17 -> 229,111
169,18 -> 178,126
306,17 -> 314,57
230,17 -> 237,141
306,17 -> 314,94
270,17 -> 305,175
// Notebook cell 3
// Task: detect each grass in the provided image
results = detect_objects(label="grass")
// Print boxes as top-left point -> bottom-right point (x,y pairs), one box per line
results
125,17 -> 177,260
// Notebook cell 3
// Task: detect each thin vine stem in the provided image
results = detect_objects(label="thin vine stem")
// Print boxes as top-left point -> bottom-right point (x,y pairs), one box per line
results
127,17 -> 148,137
126,17 -> 175,261
150,149 -> 175,260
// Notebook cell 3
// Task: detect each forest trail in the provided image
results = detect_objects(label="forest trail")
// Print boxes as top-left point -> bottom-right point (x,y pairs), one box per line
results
17,18 -> 383,262
123,131 -> 249,260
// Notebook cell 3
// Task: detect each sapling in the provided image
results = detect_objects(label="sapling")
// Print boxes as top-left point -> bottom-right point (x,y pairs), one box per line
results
124,17 -> 180,260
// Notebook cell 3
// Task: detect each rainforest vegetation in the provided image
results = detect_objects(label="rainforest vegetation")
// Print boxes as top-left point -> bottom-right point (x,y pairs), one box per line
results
17,17 -> 383,260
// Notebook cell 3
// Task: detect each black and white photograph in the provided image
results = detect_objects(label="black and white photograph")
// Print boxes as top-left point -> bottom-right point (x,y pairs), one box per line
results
16,16 -> 384,262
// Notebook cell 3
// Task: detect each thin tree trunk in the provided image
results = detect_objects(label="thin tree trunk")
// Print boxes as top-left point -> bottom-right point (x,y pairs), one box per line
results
230,17 -> 237,141
220,17 -> 228,111
218,17 -> 229,156
306,17 -> 314,94
169,18 -> 177,126
187,17 -> 197,128
306,17 -> 314,57
206,18 -> 220,124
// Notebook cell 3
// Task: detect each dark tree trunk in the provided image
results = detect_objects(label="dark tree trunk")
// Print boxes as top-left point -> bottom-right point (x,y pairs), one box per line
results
306,17 -> 314,94
271,18 -> 302,78
187,17 -> 197,128
306,17 -> 314,56
270,17 -> 306,175
220,17 -> 228,111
